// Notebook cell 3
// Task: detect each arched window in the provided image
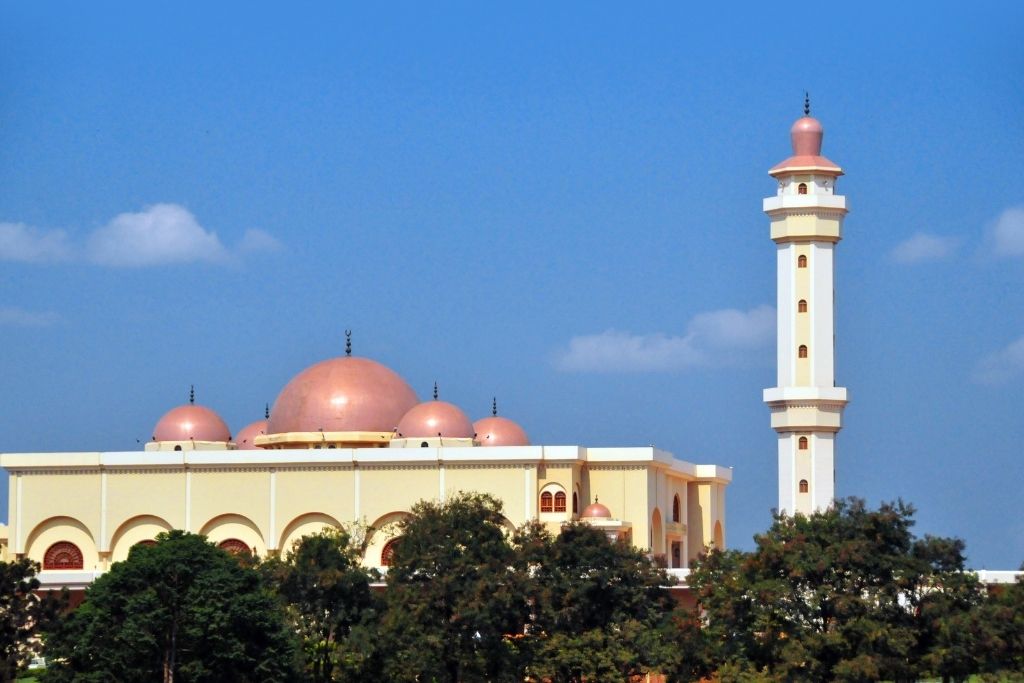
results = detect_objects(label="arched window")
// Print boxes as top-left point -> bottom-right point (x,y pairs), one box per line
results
572,491 -> 579,514
540,491 -> 553,513
798,299 -> 807,313
420,441 -> 429,448
798,345 -> 808,358
798,436 -> 809,450
797,182 -> 808,195
554,491 -> 567,512
217,538 -> 252,555
44,541 -> 84,570
799,479 -> 809,493
798,254 -> 807,268
672,495 -> 681,523
173,445 -> 183,451
381,537 -> 401,567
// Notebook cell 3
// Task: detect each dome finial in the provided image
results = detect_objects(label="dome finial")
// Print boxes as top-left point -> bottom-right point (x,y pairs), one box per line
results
265,403 -> 270,420
492,396 -> 497,417
189,384 -> 195,405
345,330 -> 352,357
433,381 -> 439,400
804,91 -> 811,116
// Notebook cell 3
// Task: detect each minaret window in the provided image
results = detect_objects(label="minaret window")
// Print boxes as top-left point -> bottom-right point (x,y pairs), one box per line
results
798,299 -> 807,313
798,345 -> 808,358
798,254 -> 807,268
798,436 -> 808,450
799,479 -> 809,493
798,182 -> 808,195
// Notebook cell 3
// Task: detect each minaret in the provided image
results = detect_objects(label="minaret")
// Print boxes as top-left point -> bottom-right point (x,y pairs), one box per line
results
763,99 -> 849,516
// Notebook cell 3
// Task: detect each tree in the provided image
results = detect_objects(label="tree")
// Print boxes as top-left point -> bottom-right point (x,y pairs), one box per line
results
0,558 -> 65,679
263,528 -> 381,682
516,521 -> 681,683
42,530 -> 299,683
977,568 -> 1024,680
689,498 -> 984,683
378,492 -> 528,683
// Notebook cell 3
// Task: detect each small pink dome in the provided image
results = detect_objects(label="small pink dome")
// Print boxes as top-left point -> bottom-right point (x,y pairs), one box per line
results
791,116 -> 824,156
268,356 -> 419,434
235,420 -> 268,450
473,416 -> 529,447
153,405 -> 231,442
396,401 -> 474,439
581,501 -> 612,519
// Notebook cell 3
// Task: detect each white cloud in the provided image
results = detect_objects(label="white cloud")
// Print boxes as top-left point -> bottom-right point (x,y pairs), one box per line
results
238,228 -> 283,253
555,305 -> 775,372
889,232 -> 959,264
0,222 -> 72,263
0,306 -> 61,327
989,207 -> 1024,258
86,203 -> 230,267
973,335 -> 1024,385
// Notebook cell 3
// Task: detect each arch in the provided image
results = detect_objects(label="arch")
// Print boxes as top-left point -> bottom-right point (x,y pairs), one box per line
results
651,508 -> 664,556
798,436 -> 809,450
798,345 -> 808,359
539,483 -> 568,515
797,182 -> 808,195
365,511 -> 411,567
198,514 -> 266,556
44,541 -> 83,570
799,479 -> 809,493
278,512 -> 345,556
798,299 -> 807,313
713,521 -> 724,549
109,514 -> 173,563
797,254 -> 807,268
380,537 -> 401,567
672,494 -> 681,524
25,516 -> 98,570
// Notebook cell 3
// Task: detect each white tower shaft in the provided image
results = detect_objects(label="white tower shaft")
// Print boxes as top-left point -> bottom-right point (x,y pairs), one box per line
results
763,112 -> 848,517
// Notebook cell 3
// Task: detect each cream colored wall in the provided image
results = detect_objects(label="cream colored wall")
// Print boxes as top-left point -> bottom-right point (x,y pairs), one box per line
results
19,472 -> 101,558
447,463 -> 530,523
587,465 -> 649,549
274,467 -> 355,550
5,448 -> 730,575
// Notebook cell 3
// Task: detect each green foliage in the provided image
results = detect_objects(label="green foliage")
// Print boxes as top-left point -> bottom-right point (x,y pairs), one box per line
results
262,528 -> 381,682
976,569 -> 1024,679
379,492 -> 528,683
517,521 -> 681,683
0,559 -> 65,680
41,530 -> 299,683
689,498 -> 987,683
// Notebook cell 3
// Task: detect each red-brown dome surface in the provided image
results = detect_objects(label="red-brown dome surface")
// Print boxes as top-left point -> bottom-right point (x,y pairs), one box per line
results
581,501 -> 612,519
153,405 -> 231,442
396,401 -> 474,439
267,356 -> 418,434
790,115 -> 824,156
235,419 -> 268,449
473,416 -> 529,447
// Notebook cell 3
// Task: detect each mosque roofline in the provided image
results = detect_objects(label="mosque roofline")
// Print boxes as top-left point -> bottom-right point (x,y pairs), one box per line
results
0,446 -> 730,482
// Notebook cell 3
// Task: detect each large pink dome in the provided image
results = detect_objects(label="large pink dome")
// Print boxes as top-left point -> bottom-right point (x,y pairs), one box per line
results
267,356 -> 418,434
235,419 -> 268,449
473,416 -> 529,447
153,405 -> 231,442
397,401 -> 474,439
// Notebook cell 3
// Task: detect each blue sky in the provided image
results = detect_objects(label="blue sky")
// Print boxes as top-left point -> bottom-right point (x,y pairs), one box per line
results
1,2 -> 1022,568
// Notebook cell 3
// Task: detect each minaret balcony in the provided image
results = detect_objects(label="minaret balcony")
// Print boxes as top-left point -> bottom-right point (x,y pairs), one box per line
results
763,193 -> 847,213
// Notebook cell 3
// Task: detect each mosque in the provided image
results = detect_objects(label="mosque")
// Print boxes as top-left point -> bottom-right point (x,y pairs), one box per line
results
0,106 -> 849,594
